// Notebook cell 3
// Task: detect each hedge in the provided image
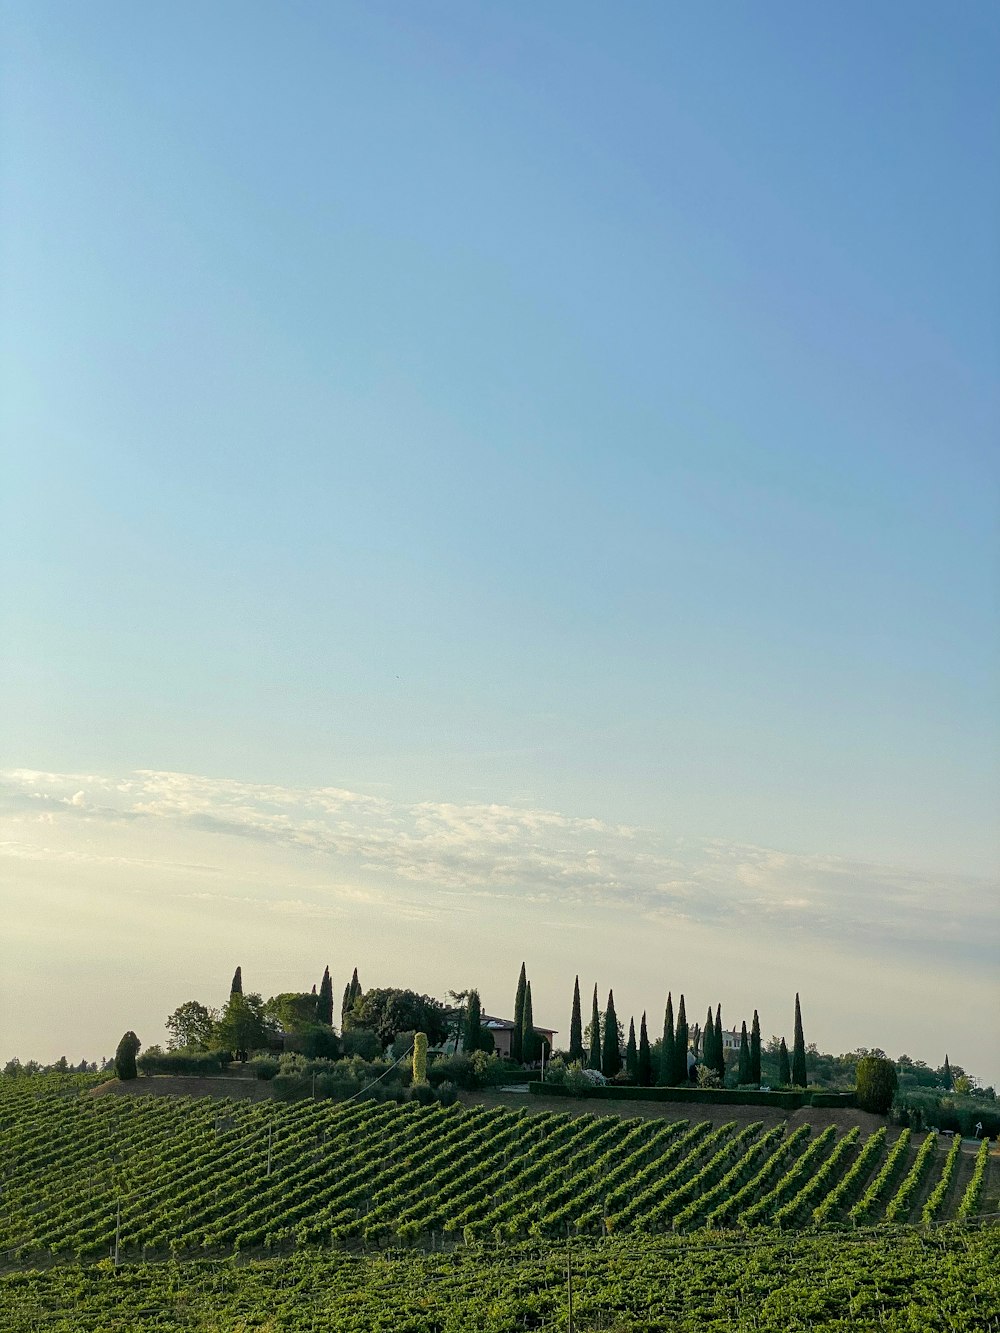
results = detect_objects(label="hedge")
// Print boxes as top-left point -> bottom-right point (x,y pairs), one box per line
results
527,1084 -> 857,1109
136,1050 -> 232,1077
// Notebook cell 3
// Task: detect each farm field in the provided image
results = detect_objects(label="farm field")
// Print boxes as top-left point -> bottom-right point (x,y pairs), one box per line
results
1,1230 -> 998,1331
1,1075 -> 996,1264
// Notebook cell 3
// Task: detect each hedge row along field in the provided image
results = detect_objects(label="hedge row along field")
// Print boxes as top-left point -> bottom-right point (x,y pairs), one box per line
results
1,1076 -> 995,1267
1,1232 -> 998,1332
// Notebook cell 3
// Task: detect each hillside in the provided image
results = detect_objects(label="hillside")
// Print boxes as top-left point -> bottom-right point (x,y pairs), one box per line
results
1,1075 -> 995,1267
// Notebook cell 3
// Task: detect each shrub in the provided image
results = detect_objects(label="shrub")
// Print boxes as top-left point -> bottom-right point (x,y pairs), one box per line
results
411,1081 -> 436,1105
413,1033 -> 428,1085
114,1032 -> 140,1081
436,1080 -> 458,1106
342,1027 -> 381,1060
137,1049 -> 230,1077
250,1056 -> 280,1081
856,1055 -> 898,1114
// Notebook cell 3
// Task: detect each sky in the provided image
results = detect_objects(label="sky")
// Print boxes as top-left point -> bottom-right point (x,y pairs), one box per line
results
2,5 -> 998,1084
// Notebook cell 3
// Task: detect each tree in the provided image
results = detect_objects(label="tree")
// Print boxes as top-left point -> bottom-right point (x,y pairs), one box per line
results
658,994 -> 674,1086
738,1021 -> 750,1084
230,966 -> 242,996
215,992 -> 269,1061
114,1031 -> 140,1081
464,989 -> 491,1053
264,993 -> 319,1037
637,1012 -> 652,1086
703,1007 -> 715,1075
714,1003 -> 726,1082
522,981 -> 541,1062
588,986 -> 602,1071
345,988 -> 448,1049
792,993 -> 807,1088
165,1001 -> 217,1051
413,1033 -> 428,1085
750,1009 -> 762,1087
625,1018 -> 638,1082
942,1055 -> 953,1091
856,1055 -> 898,1115
341,968 -> 362,1027
512,963 -> 527,1064
569,976 -> 584,1062
317,966 -> 334,1027
602,989 -> 622,1078
675,995 -> 689,1084
778,1037 -> 791,1087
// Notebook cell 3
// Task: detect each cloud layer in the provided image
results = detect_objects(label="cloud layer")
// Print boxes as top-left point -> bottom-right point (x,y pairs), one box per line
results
2,766 -> 995,970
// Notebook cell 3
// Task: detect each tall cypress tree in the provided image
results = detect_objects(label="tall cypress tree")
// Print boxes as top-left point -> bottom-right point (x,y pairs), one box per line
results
522,981 -> 538,1063
675,995 -> 689,1084
714,1003 -> 726,1082
738,1021 -> 750,1084
942,1055 -> 953,1090
750,1009 -> 761,1086
637,1012 -> 652,1086
588,985 -> 602,1070
602,989 -> 622,1078
317,966 -> 334,1026
511,963 -> 527,1064
704,1007 -> 716,1075
230,966 -> 242,996
625,1017 -> 638,1082
569,976 -> 584,1062
465,989 -> 485,1053
658,993 -> 674,1085
778,1037 -> 791,1087
341,967 -> 361,1027
792,993 -> 807,1087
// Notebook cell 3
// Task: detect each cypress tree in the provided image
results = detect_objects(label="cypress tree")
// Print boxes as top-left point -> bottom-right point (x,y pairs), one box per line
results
625,1017 -> 638,1082
317,966 -> 334,1026
704,1007 -> 716,1075
602,989 -> 622,1078
114,1031 -> 140,1081
637,1012 -> 652,1086
230,966 -> 242,996
738,1021 -> 750,1085
750,1009 -> 761,1086
658,993 -> 674,1085
512,963 -> 527,1064
311,984 -> 317,996
778,1037 -> 791,1087
341,967 -> 361,1026
522,981 -> 538,1063
942,1055 -> 953,1090
792,993 -> 807,1088
675,995 -> 689,1084
714,1003 -> 726,1082
569,975 -> 584,1062
465,989 -> 484,1053
588,985 -> 602,1070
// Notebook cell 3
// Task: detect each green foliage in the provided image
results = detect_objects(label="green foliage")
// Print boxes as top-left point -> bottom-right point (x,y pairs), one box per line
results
713,1003 -> 726,1082
346,988 -> 448,1048
213,992 -> 270,1061
703,1007 -> 716,1077
778,1037 -> 791,1087
637,1012 -> 652,1087
750,1010 -> 761,1087
856,1054 -> 898,1114
738,1023 -> 751,1086
113,1031 -> 140,1081
512,963 -> 527,1064
341,967 -> 362,1027
229,966 -> 242,995
792,993 -> 807,1088
341,1027 -> 380,1060
522,981 -> 540,1063
625,1017 -> 638,1082
588,985 -> 602,1071
674,995 -> 689,1085
602,989 -> 622,1078
463,989 -> 492,1054
165,1000 -> 217,1051
316,966 -> 334,1027
264,992 -> 320,1037
657,993 -> 674,1086
136,1049 -> 230,1076
412,1032 -> 428,1084
569,975 -> 584,1062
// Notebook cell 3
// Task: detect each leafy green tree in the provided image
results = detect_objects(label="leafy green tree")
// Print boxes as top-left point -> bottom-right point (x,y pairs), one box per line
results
714,1003 -> 726,1082
512,963 -> 527,1064
569,975 -> 584,1062
588,986 -> 602,1071
778,1037 -> 791,1086
750,1010 -> 762,1086
316,966 -> 334,1027
637,1012 -> 652,1086
738,1021 -> 751,1084
264,993 -> 317,1038
215,992 -> 269,1061
165,1001 -> 217,1051
625,1017 -> 638,1082
230,966 -> 242,996
792,993 -> 807,1087
341,968 -> 362,1027
346,988 -> 448,1049
856,1055 -> 898,1114
602,989 -> 622,1078
114,1031 -> 140,1081
658,994 -> 674,1086
522,981 -> 540,1062
675,995 -> 689,1084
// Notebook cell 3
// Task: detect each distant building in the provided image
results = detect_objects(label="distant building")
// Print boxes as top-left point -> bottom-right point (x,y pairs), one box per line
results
431,1013 -> 557,1061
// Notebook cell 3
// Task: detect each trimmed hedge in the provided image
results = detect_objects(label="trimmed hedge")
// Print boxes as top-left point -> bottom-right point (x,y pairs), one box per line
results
528,1083 -> 857,1109
136,1050 -> 232,1077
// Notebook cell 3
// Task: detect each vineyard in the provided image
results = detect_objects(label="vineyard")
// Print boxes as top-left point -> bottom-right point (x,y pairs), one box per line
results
1,1075 -> 997,1329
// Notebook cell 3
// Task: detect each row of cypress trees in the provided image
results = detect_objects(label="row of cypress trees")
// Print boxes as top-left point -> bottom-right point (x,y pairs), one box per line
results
511,963 -> 546,1062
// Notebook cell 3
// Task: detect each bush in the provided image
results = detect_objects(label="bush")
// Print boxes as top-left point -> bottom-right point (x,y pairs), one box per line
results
342,1027 -> 381,1060
436,1080 -> 458,1107
250,1056 -> 280,1081
114,1032 -> 140,1081
856,1056 -> 898,1115
137,1049 -> 231,1077
411,1081 -> 436,1105
529,1081 -> 810,1108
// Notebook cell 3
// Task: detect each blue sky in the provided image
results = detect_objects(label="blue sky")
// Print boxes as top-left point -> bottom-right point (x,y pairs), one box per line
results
2,5 -> 998,1077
